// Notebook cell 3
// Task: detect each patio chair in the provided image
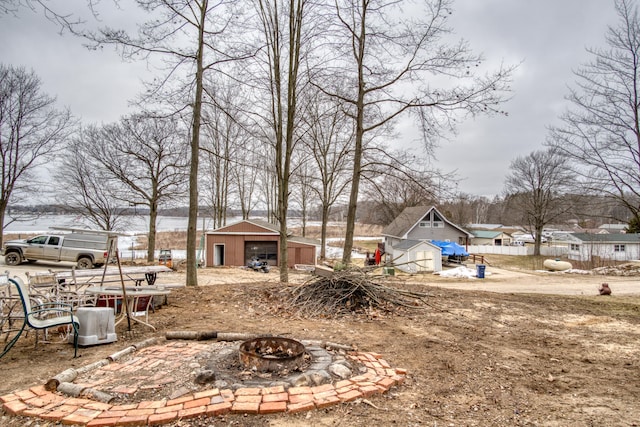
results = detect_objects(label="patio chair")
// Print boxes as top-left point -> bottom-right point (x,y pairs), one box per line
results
0,277 -> 79,359
25,271 -> 93,309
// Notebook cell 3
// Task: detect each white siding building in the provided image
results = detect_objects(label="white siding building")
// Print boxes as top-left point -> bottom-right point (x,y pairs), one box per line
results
567,233 -> 640,262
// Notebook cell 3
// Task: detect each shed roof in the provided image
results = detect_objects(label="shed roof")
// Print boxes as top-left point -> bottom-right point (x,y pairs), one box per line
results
471,230 -> 504,239
393,239 -> 440,251
209,219 -> 280,234
289,236 -> 322,247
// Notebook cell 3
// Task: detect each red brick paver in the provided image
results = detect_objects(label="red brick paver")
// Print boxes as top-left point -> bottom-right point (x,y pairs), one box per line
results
1,342 -> 406,426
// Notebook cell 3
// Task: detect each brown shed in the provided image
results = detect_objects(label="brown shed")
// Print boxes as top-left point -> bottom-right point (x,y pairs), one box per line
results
205,219 -> 319,268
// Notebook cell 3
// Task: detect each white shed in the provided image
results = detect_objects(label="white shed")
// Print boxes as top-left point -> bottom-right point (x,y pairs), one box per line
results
390,239 -> 443,273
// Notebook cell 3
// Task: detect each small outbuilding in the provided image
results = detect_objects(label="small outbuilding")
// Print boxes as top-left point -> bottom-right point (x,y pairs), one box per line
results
204,219 -> 319,268
391,239 -> 443,273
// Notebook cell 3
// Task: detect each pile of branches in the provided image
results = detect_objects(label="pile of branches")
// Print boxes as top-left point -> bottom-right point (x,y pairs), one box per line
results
287,268 -> 430,317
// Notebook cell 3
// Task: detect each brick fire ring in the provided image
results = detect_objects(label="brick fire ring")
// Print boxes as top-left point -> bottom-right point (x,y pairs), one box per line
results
0,338 -> 407,426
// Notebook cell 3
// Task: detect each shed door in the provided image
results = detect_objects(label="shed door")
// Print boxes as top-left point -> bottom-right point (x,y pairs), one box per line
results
245,242 -> 278,265
213,244 -> 225,266
416,251 -> 434,272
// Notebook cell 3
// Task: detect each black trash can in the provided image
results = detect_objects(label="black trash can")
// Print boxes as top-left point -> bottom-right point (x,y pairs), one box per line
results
476,264 -> 486,279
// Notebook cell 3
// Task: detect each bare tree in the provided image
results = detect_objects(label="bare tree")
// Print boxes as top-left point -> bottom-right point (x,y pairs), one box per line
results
504,148 -> 573,255
55,129 -> 131,231
233,142 -> 262,219
252,0 -> 309,282
0,64 -> 73,247
320,0 -> 513,265
87,114 -> 189,262
0,0 -> 88,30
359,150 -> 444,226
548,0 -> 640,229
199,79 -> 247,229
298,89 -> 353,258
84,0 -> 252,286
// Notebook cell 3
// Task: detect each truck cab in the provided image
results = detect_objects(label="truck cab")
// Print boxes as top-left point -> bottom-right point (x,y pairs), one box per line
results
21,235 -> 63,261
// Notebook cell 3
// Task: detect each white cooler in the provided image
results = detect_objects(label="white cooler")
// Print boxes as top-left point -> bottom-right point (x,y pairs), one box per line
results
70,307 -> 117,346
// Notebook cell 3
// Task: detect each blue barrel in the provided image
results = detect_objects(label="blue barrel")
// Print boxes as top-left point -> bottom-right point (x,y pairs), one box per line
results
476,264 -> 486,279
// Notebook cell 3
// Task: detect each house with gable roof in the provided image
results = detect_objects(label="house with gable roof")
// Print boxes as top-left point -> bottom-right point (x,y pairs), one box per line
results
470,229 -> 513,246
381,206 -> 472,272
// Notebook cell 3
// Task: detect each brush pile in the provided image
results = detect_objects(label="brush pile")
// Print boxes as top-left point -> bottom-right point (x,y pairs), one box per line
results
287,267 -> 430,317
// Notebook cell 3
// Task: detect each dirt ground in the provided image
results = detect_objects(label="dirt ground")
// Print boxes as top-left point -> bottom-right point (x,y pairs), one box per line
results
1,264 -> 640,426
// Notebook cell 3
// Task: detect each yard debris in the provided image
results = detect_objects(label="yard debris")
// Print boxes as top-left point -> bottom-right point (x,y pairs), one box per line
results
591,263 -> 640,276
287,267 -> 430,317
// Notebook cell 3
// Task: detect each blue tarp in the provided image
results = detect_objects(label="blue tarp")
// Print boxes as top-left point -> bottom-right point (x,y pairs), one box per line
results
430,240 -> 469,257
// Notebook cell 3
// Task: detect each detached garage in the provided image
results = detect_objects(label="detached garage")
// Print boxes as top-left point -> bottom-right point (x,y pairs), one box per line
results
205,219 -> 319,268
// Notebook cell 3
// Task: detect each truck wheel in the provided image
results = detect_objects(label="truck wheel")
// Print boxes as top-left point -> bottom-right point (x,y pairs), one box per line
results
5,252 -> 23,266
77,257 -> 94,269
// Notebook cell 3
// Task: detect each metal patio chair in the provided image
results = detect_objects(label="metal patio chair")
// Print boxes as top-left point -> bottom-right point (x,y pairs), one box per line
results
0,276 -> 79,359
25,271 -> 94,309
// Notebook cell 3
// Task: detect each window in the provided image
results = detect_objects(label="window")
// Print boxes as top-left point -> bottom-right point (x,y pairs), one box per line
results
614,244 -> 625,252
48,236 -> 60,246
27,236 -> 48,244
570,244 -> 579,251
419,221 -> 430,228
432,211 -> 444,228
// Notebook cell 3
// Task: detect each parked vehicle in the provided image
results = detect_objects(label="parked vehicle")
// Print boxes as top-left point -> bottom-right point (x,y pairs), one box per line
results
158,248 -> 173,269
1,229 -> 116,269
247,256 -> 270,273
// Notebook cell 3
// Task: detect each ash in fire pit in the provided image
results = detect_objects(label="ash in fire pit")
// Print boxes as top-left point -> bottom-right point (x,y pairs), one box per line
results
239,337 -> 307,372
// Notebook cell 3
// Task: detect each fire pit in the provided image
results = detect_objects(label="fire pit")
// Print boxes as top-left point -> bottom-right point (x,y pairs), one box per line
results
239,336 -> 306,372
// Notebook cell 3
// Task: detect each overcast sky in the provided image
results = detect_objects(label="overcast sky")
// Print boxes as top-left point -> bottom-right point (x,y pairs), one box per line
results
0,0 -> 621,199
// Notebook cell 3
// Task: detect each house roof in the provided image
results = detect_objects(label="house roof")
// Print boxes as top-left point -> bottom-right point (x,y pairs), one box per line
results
467,224 -> 504,230
471,230 -> 504,239
599,224 -> 627,230
381,206 -> 471,238
571,233 -> 640,243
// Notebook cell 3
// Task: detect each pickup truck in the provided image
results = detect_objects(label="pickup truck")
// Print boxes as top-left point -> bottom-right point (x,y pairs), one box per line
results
1,230 -> 116,269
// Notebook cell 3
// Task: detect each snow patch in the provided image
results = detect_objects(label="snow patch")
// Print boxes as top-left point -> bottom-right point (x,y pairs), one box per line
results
435,266 -> 491,279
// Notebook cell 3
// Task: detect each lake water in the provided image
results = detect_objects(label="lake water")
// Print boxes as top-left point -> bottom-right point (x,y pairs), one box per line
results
3,215 -> 366,261
3,214 -> 206,234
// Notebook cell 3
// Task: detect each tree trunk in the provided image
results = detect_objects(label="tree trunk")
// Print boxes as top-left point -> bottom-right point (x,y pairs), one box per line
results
341,4 -> 366,266
147,200 -> 158,262
0,200 -> 6,249
320,204 -> 329,259
186,1 -> 207,287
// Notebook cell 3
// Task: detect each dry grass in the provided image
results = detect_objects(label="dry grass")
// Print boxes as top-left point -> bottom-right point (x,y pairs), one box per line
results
134,231 -> 194,250
2,233 -> 35,242
483,254 -> 549,270
483,253 -> 628,271
289,223 -> 383,239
